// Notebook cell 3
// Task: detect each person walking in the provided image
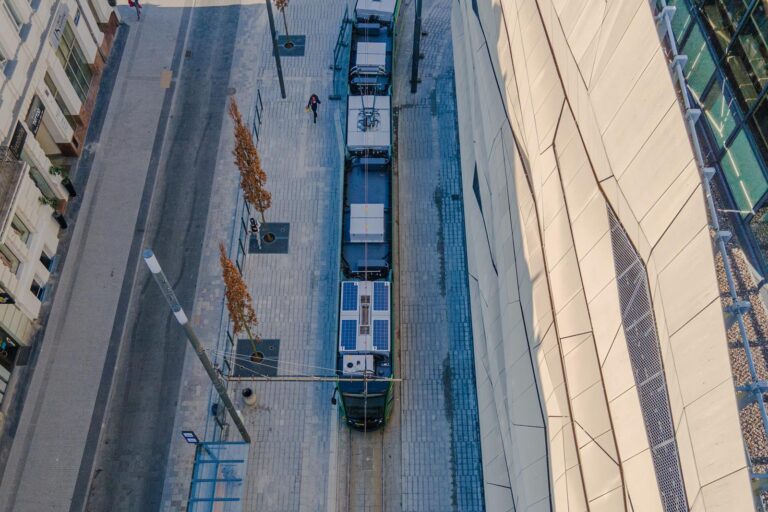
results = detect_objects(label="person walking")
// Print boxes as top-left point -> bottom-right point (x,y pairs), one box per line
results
128,0 -> 142,19
306,94 -> 321,124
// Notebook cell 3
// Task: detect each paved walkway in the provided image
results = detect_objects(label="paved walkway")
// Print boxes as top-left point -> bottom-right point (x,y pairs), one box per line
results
159,0 -> 349,509
391,0 -> 484,510
161,0 -> 485,510
0,3 -> 193,510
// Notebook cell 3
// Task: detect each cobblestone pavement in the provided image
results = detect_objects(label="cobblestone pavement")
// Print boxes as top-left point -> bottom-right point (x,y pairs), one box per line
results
389,0 -> 484,510
160,0 -> 485,510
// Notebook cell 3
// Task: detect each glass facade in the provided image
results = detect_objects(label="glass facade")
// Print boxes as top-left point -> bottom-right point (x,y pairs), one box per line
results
665,1 -> 768,260
44,73 -> 78,130
55,22 -> 93,103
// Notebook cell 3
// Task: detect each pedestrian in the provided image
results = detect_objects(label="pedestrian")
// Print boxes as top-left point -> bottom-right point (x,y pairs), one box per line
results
128,0 -> 142,20
306,94 -> 321,124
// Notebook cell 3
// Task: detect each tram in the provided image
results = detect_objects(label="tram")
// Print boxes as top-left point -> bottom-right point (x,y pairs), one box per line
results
335,0 -> 399,430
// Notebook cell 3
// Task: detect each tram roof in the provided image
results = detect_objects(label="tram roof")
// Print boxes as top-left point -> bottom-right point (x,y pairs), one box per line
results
339,281 -> 391,354
347,95 -> 391,153
355,0 -> 397,23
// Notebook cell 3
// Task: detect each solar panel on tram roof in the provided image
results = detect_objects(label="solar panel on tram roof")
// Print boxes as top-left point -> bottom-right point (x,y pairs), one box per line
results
373,319 -> 388,351
342,282 -> 358,311
373,282 -> 388,311
340,319 -> 358,351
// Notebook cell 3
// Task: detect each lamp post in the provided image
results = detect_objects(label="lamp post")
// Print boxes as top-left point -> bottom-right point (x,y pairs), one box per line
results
265,0 -> 287,99
410,0 -> 422,93
143,249 -> 251,444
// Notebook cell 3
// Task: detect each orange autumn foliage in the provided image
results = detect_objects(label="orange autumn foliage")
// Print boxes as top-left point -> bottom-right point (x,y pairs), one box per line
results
219,243 -> 259,350
228,98 -> 272,222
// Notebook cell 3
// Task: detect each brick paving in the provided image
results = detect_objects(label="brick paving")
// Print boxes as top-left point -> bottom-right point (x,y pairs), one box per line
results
392,0 -> 484,510
161,0 -> 484,510
159,0 -> 348,509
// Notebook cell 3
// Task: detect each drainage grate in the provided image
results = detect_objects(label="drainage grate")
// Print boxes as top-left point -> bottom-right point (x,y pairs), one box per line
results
608,207 -> 688,512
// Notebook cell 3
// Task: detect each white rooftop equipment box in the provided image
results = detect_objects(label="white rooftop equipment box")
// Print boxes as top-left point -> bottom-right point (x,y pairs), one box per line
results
342,355 -> 375,375
350,203 -> 384,243
346,95 -> 391,152
355,0 -> 396,22
354,42 -> 387,74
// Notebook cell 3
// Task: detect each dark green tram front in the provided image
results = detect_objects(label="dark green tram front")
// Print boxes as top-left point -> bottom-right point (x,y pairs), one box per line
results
338,369 -> 394,430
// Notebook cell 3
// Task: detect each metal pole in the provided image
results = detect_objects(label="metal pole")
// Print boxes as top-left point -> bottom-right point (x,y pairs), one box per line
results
265,0 -> 287,99
142,249 -> 252,444
410,0 -> 422,93
227,376 -> 402,382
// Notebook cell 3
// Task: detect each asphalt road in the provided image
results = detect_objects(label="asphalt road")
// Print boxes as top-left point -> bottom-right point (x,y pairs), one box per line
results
83,5 -> 241,511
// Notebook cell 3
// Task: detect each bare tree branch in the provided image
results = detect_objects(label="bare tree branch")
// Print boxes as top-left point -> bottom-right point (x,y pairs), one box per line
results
229,97 -> 272,223
219,242 -> 260,356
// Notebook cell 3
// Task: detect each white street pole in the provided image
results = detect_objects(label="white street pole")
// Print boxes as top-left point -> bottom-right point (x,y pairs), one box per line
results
142,249 -> 251,444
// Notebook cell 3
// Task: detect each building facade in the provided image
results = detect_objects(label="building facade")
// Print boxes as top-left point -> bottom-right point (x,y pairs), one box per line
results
453,0 -> 752,510
668,1 -> 768,267
0,0 -> 118,403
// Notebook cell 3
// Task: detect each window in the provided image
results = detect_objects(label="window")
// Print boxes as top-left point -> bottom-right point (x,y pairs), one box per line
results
55,23 -> 92,102
720,129 -> 768,213
683,25 -> 717,101
703,77 -> 739,149
663,0 -> 694,44
725,2 -> 768,108
28,165 -> 55,200
39,250 -> 52,270
10,215 -> 30,245
751,94 -> 768,160
44,73 -> 77,130
0,245 -> 20,274
696,0 -> 749,52
3,0 -> 23,32
29,279 -> 45,300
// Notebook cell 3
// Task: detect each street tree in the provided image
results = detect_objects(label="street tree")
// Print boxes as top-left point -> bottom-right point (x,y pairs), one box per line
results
219,242 -> 260,357
274,0 -> 291,45
228,98 -> 272,223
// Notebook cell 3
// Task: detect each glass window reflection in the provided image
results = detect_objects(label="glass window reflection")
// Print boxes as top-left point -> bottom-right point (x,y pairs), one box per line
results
703,77 -> 739,148
726,2 -> 768,109
684,25 -> 717,100
720,130 -> 768,213
695,0 -> 749,52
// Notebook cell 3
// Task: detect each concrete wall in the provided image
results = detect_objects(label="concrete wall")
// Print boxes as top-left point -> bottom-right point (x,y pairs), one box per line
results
452,0 -> 752,510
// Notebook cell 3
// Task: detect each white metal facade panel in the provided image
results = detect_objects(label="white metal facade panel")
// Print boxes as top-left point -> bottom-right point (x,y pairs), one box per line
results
346,95 -> 391,151
339,280 -> 390,352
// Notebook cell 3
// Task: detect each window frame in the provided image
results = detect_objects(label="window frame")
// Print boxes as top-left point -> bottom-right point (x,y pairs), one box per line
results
0,245 -> 20,275
55,22 -> 93,103
29,279 -> 45,300
2,0 -> 22,31
10,215 -> 31,245
39,249 -> 52,271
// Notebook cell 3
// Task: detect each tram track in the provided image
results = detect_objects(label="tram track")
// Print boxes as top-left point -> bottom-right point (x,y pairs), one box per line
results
334,81 -> 403,512
343,427 -> 386,512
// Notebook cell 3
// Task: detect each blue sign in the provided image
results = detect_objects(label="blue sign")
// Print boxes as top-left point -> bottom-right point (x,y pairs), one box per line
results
181,430 -> 199,444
